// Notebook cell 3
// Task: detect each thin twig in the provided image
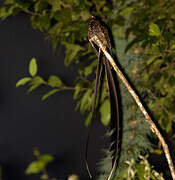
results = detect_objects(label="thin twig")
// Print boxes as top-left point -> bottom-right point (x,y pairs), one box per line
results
89,35 -> 175,180
22,9 -> 41,16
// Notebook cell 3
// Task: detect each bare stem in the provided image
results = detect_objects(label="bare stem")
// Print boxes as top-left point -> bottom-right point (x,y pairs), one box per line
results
89,35 -> 175,180
22,9 -> 41,16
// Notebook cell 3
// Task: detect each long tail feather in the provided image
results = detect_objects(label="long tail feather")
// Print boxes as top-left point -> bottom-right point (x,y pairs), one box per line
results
85,48 -> 102,178
88,16 -> 120,180
104,57 -> 120,180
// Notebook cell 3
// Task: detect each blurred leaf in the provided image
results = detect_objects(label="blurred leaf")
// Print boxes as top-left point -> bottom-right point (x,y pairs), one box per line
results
73,83 -> 82,99
40,174 -> 48,180
119,7 -> 133,17
146,55 -> 160,66
0,7 -> 8,19
34,0 -> 48,12
80,89 -> 92,113
47,0 -> 61,12
14,1 -> 30,9
68,174 -> 79,180
28,84 -> 40,92
29,58 -> 38,77
149,23 -> 161,37
16,77 -> 32,87
48,75 -> 62,87
85,113 -> 92,127
40,154 -> 54,163
136,164 -> 145,180
25,153 -> 53,175
25,161 -> 45,174
15,1 -> 30,10
84,60 -> 97,76
4,0 -> 15,5
41,89 -> 59,100
33,149 -> 40,157
38,15 -> 50,31
165,119 -> 172,133
152,149 -> 163,155
64,43 -> 83,66
99,99 -> 110,126
170,41 -> 175,50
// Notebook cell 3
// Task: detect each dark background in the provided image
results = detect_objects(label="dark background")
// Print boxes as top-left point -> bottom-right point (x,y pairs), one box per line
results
0,13 -> 106,180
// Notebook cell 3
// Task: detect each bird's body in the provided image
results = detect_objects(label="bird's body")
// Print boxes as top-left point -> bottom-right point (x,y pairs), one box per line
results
88,16 -> 112,55
86,16 -> 120,180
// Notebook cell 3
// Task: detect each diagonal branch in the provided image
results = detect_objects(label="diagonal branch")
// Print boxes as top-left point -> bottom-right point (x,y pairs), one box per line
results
89,35 -> 175,180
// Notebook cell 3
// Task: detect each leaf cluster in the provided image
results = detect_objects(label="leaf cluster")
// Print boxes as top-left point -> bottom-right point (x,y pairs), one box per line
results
16,57 -> 111,126
112,0 -> 175,132
25,149 -> 79,180
1,0 -> 114,127
0,0 -> 114,65
26,149 -> 55,180
16,57 -> 63,100
117,155 -> 164,180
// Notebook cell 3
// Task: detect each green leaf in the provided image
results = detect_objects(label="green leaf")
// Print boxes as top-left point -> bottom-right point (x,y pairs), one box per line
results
41,89 -> 59,100
28,84 -> 40,92
25,161 -> 45,174
29,58 -> 37,77
15,1 -> 30,9
85,113 -> 92,127
47,0 -> 61,12
80,89 -> 92,113
0,7 -> 8,19
33,149 -> 40,157
34,0 -> 48,12
169,38 -> 175,49
73,83 -> 82,100
149,23 -> 161,37
4,0 -> 15,5
37,15 -> 50,31
64,43 -> 83,66
165,119 -> 172,133
119,7 -> 133,17
48,75 -> 62,87
146,55 -> 160,66
40,154 -> 54,163
84,60 -> 97,76
0,4 -> 21,19
136,164 -> 145,180
29,76 -> 45,85
28,76 -> 45,92
16,77 -> 32,87
40,174 -> 48,180
99,100 -> 110,126
67,174 -> 79,180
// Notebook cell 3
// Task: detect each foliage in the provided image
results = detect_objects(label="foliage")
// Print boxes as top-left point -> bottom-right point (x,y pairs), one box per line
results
1,0 -> 175,179
116,155 -> 164,180
112,0 -> 175,133
16,57 -> 110,127
26,149 -> 79,180
26,149 -> 55,180
16,57 -> 64,99
97,33 -> 152,179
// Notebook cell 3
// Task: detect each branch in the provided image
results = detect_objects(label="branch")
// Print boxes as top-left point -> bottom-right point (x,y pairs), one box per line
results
22,9 -> 41,16
89,35 -> 175,180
